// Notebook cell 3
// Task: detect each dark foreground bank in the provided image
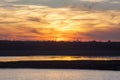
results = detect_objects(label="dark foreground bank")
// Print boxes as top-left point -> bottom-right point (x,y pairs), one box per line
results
0,41 -> 120,56
0,60 -> 120,70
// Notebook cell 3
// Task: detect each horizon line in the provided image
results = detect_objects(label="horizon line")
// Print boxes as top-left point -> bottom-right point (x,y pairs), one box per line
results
0,40 -> 120,42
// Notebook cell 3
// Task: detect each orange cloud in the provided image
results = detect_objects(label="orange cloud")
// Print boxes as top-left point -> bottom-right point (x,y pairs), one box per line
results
0,4 -> 120,41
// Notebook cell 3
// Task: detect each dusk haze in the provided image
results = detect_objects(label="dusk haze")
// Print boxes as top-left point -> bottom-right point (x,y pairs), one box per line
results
0,0 -> 120,80
0,0 -> 120,41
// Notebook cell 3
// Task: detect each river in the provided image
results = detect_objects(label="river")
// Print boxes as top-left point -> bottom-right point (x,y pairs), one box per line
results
0,69 -> 119,80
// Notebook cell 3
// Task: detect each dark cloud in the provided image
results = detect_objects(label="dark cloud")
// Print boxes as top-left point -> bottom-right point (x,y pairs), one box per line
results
72,18 -> 97,21
3,0 -> 118,10
0,32 -> 15,40
18,35 -> 39,38
27,17 -> 41,22
15,26 -> 42,34
0,33 -> 11,38
82,27 -> 120,40
28,29 -> 42,34
0,21 -> 20,24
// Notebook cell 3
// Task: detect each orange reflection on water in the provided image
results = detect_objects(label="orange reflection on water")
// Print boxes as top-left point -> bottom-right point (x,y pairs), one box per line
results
0,56 -> 120,62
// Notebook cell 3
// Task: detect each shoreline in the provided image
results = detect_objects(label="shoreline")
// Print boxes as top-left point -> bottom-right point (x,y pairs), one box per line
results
0,60 -> 120,71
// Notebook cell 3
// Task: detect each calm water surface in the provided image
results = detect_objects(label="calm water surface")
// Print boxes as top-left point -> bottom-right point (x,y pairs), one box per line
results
0,56 -> 120,62
0,69 -> 119,80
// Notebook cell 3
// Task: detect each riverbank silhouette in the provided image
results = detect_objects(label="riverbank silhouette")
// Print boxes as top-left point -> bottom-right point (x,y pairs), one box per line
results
0,40 -> 120,56
0,60 -> 120,70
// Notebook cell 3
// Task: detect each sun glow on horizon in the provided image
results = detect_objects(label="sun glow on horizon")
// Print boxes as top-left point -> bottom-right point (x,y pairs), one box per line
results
0,1 -> 120,41
55,37 -> 67,42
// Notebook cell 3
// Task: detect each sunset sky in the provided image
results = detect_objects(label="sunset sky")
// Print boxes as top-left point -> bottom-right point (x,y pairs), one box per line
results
0,0 -> 120,41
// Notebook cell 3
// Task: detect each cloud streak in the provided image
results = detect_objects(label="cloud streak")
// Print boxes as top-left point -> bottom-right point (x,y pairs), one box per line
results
0,1 -> 120,41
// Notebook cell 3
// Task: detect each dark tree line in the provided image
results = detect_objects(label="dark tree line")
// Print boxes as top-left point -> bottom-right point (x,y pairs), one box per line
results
0,40 -> 120,56
0,40 -> 120,50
